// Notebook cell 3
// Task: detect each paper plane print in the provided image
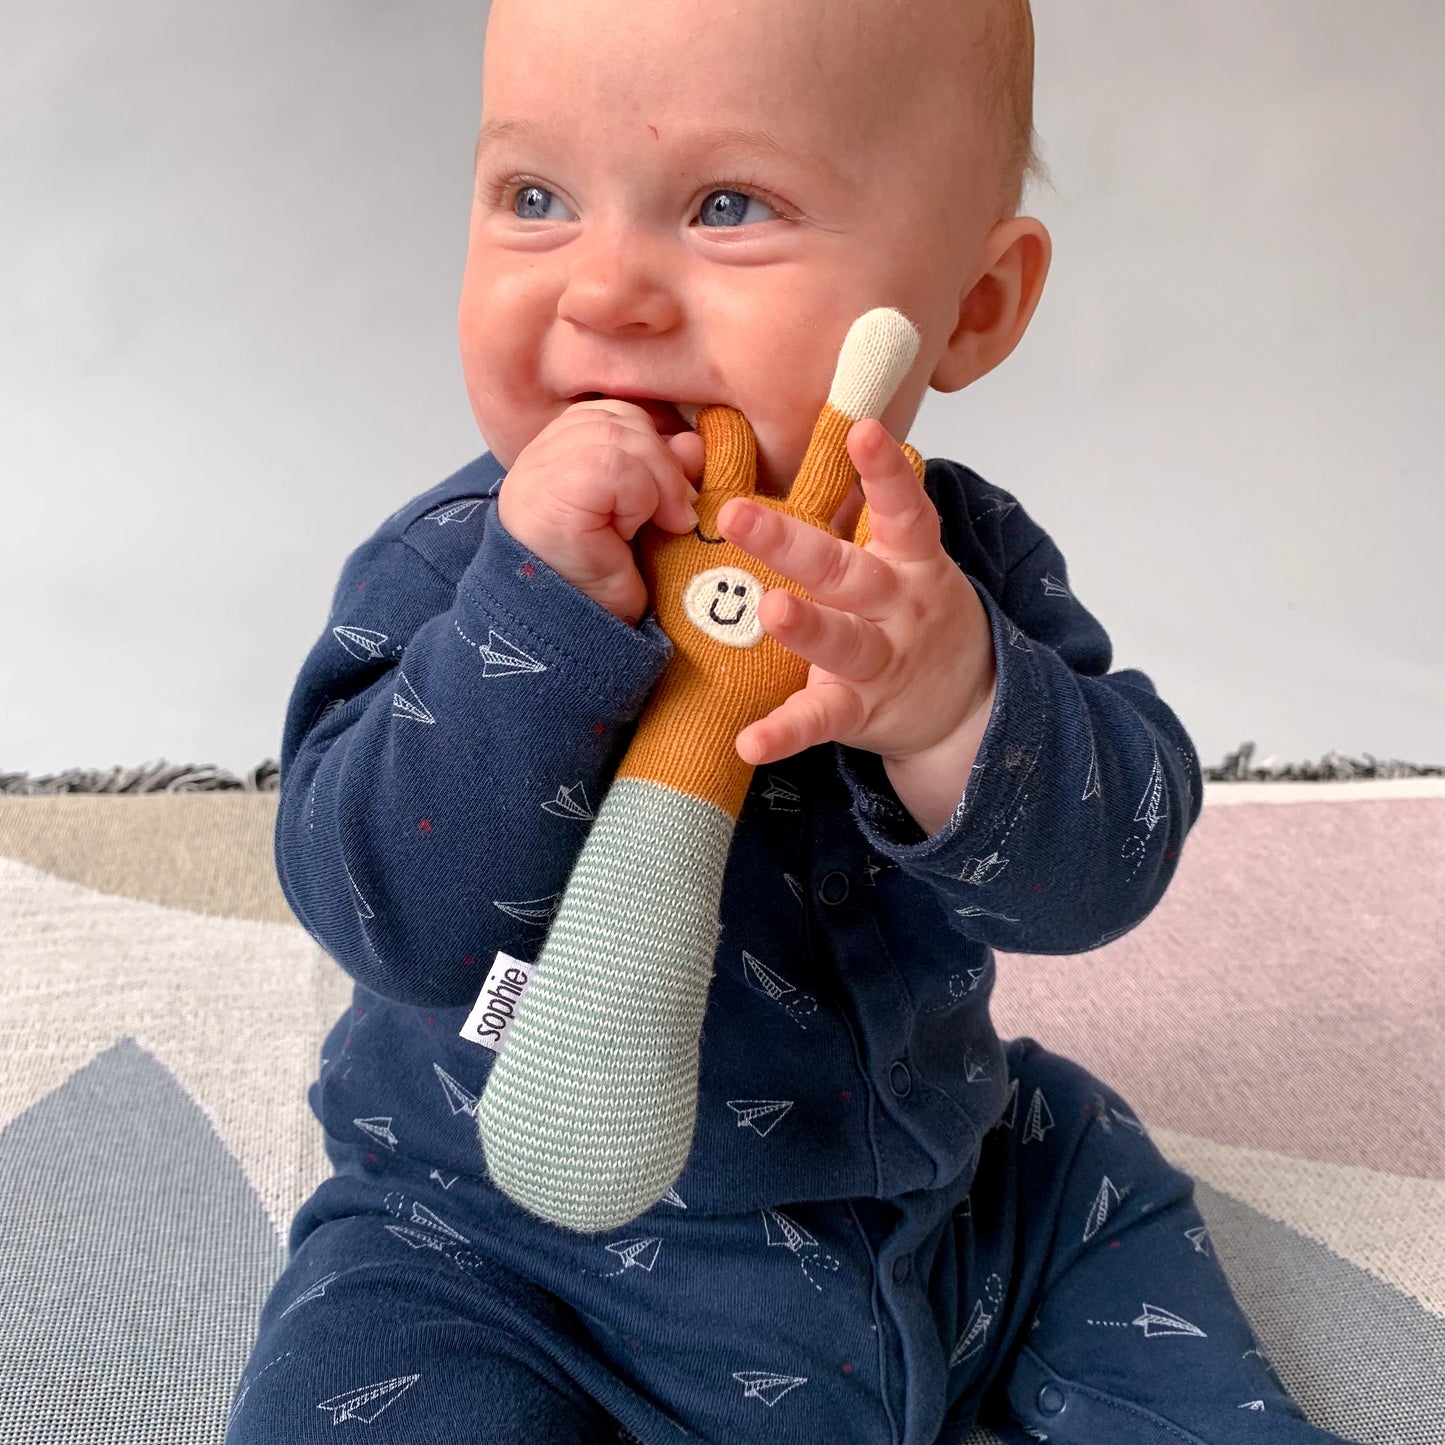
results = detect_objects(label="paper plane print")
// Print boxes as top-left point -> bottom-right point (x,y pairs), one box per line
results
1133,1303 -> 1207,1339
542,782 -> 594,821
1041,572 -> 1072,599
1110,1108 -> 1146,1135
423,498 -> 484,526
1186,1226 -> 1212,1256
317,1374 -> 420,1424
727,1099 -> 794,1137
429,1170 -> 457,1190
761,1209 -> 839,1291
783,873 -> 804,904
942,967 -> 991,1003
973,492 -> 1018,522
385,1224 -> 449,1254
732,1371 -> 807,1407
383,1198 -> 470,1255
1083,743 -> 1102,802
949,1297 -> 993,1367
433,1064 -> 479,1118
344,864 -> 374,921
480,629 -> 546,678
955,905 -> 1019,923
1082,1176 -> 1122,1243
353,1116 -> 398,1152
1239,1400 -> 1266,1411
493,893 -> 563,926
1003,618 -> 1032,651
332,625 -> 391,662
391,671 -> 435,725
661,1187 -> 687,1209
604,1237 -> 663,1274
963,1051 -> 990,1084
742,952 -> 817,1028
410,1202 -> 468,1243
1022,1088 -> 1054,1144
1134,751 -> 1167,831
994,1077 -> 1019,1131
761,775 -> 801,812
279,1271 -> 339,1319
763,1208 -> 819,1254
958,852 -> 1009,886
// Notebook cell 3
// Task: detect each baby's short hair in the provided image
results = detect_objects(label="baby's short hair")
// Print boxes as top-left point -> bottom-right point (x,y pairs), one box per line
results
977,0 -> 1042,214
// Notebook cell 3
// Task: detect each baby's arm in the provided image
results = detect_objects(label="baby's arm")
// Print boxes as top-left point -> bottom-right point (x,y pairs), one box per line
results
274,456 -> 675,1008
839,462 -> 1202,955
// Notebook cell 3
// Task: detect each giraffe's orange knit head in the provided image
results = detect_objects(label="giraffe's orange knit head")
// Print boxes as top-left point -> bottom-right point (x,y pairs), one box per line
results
638,401 -> 860,668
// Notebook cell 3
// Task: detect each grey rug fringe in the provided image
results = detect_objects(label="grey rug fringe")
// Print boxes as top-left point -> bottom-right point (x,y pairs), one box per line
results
0,760 -> 280,796
0,742 -> 1438,795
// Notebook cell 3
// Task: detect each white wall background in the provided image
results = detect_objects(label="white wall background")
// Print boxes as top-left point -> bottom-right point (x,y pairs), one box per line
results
2,1 -> 1441,775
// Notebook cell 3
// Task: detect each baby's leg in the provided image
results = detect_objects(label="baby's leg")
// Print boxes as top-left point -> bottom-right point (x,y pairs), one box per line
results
223,1211 -> 623,1445
972,1039 -> 1358,1445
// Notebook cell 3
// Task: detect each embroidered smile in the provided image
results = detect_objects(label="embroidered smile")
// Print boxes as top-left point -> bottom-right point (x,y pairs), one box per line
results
709,582 -> 751,625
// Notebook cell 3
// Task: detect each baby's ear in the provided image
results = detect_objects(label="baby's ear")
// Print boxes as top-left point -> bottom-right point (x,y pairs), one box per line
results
691,407 -> 758,501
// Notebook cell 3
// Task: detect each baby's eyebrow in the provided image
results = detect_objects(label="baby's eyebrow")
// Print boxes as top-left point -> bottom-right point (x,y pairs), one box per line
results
474,115 -> 852,192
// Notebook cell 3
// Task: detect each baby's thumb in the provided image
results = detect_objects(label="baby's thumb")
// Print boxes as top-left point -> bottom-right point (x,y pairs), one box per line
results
667,428 -> 705,482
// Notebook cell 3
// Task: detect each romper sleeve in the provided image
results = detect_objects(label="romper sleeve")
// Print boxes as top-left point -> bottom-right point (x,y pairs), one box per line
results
838,459 -> 1203,955
274,457 -> 672,1007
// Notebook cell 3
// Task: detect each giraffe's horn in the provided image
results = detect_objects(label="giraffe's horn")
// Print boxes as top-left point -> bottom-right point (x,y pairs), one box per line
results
786,308 -> 921,525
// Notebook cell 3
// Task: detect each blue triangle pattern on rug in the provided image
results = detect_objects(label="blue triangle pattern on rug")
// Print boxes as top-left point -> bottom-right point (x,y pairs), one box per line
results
1194,1180 -> 1445,1445
0,1038 -> 285,1444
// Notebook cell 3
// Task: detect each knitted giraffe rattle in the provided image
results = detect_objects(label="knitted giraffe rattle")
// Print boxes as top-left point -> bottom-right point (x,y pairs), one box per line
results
477,307 -> 924,1232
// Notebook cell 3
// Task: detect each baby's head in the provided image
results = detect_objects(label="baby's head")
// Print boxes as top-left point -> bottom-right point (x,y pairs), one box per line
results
459,0 -> 1050,494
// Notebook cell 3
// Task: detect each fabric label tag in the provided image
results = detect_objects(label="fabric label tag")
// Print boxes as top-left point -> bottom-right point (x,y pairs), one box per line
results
458,951 -> 535,1053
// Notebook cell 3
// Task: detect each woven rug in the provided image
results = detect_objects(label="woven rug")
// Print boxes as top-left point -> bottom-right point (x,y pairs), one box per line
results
0,778 -> 1440,1444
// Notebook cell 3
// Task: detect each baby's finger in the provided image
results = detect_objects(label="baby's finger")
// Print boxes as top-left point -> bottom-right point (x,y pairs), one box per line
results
667,429 -> 705,483
717,499 -> 897,619
756,590 -> 890,683
736,681 -> 864,767
846,419 -> 939,563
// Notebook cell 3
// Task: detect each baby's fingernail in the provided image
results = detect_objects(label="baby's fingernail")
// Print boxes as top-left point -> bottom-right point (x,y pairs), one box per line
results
684,504 -> 699,526
687,484 -> 700,501
728,502 -> 757,535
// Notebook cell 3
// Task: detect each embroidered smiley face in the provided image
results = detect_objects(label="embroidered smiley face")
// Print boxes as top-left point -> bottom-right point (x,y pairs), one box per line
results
681,566 -> 765,647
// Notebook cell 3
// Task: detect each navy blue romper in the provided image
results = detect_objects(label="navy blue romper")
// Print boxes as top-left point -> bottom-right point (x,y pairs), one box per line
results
226,453 -> 1355,1445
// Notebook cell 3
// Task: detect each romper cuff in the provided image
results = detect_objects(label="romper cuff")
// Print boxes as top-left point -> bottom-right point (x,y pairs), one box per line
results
452,511 -> 674,714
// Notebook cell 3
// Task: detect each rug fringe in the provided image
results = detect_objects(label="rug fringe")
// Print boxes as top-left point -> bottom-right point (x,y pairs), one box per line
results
0,743 -> 1439,795
0,760 -> 280,795
1202,742 -> 1441,783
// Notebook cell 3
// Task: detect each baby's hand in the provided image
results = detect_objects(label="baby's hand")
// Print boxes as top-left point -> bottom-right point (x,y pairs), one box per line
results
720,418 -> 997,832
497,401 -> 705,623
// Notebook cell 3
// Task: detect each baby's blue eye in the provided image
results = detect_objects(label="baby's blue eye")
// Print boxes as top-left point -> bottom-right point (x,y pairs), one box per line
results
513,184 -> 573,221
699,189 -> 776,228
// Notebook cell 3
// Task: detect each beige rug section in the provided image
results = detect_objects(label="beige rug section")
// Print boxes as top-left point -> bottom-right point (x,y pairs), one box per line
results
1152,1126 -> 1445,1319
0,852 -> 348,1241
0,793 -> 289,923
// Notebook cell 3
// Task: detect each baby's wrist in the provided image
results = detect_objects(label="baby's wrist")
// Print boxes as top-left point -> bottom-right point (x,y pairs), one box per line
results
882,675 -> 997,836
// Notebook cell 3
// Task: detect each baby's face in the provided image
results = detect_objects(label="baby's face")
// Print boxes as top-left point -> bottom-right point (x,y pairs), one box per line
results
460,0 -> 1000,494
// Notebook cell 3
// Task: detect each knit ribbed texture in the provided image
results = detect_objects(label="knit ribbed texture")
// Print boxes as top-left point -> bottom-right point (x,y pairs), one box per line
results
477,779 -> 733,1232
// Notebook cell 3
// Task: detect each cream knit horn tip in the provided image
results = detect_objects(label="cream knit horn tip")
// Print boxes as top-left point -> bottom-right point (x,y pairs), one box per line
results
827,307 -> 921,421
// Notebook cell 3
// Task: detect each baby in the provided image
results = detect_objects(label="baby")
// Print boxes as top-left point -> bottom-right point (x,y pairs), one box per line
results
226,1 -> 1357,1442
